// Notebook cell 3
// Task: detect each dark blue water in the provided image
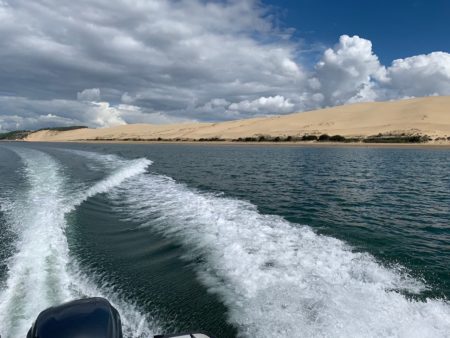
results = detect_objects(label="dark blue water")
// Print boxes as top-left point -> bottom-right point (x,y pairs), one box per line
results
0,142 -> 449,337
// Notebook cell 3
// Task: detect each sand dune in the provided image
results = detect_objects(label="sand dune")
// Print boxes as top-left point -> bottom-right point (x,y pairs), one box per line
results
26,96 -> 450,142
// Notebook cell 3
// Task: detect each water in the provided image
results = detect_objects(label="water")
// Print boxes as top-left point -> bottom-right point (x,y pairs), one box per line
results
0,142 -> 449,337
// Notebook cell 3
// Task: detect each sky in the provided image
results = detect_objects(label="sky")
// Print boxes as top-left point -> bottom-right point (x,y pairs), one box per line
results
264,0 -> 450,64
0,0 -> 449,131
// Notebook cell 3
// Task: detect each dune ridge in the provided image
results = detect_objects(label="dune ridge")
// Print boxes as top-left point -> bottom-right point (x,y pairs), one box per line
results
26,96 -> 450,143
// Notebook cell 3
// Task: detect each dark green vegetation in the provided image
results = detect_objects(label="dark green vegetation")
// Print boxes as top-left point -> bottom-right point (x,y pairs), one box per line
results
301,135 -> 318,141
89,133 -> 437,144
0,130 -> 31,140
37,126 -> 87,132
363,133 -> 431,143
232,135 -> 321,142
230,133 -> 433,144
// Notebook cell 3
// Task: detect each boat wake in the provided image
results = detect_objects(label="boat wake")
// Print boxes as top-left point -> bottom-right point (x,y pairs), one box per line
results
108,169 -> 450,337
0,147 -> 158,338
1,147 -> 449,338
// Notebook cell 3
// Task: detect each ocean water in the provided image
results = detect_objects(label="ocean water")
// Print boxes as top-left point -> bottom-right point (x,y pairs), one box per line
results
0,142 -> 449,338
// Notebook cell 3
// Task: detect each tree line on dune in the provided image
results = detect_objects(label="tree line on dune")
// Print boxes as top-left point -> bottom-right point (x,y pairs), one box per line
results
96,133 -> 442,143
1,126 -> 449,144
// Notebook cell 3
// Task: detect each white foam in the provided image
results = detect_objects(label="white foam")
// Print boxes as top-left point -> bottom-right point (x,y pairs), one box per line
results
57,148 -> 128,171
0,148 -> 72,337
110,173 -> 450,338
73,158 -> 152,207
0,147 -> 157,337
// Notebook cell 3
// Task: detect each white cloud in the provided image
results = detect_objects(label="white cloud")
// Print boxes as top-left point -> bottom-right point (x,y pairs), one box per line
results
87,102 -> 125,127
0,0 -> 450,130
77,88 -> 101,102
311,35 -> 386,106
306,36 -> 450,107
228,95 -> 294,115
385,52 -> 450,98
0,96 -> 189,131
0,0 -> 305,124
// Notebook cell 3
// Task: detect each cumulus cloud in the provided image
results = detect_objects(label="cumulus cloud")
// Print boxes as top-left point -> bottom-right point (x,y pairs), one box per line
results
310,35 -> 386,106
228,95 -> 294,115
0,0 -> 307,130
0,0 -> 449,131
385,52 -> 450,98
0,0 -> 305,130
0,95 -> 188,131
77,88 -> 101,102
305,35 -> 450,107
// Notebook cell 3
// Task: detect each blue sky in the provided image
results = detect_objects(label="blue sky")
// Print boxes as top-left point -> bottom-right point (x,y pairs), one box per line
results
265,0 -> 450,64
0,0 -> 449,130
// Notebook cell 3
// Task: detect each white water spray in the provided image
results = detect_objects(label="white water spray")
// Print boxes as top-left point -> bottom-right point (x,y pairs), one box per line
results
109,173 -> 450,338
5,147 -> 448,338
0,147 -> 157,337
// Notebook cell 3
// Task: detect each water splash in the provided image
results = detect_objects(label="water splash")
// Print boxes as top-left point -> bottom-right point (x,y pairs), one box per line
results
109,173 -> 450,338
0,147 -> 156,337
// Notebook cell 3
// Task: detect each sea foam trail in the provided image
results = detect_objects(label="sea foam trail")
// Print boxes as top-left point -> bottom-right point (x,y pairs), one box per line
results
0,148 -> 72,337
109,173 -> 450,338
0,147 -> 157,337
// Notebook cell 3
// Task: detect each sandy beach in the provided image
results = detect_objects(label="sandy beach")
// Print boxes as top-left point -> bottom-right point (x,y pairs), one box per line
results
26,96 -> 450,144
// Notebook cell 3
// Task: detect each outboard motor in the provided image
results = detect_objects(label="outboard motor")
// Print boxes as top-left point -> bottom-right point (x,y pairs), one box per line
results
27,297 -> 215,338
27,297 -> 123,338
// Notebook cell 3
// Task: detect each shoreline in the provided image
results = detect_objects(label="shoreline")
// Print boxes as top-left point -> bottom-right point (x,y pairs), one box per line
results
14,139 -> 450,149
